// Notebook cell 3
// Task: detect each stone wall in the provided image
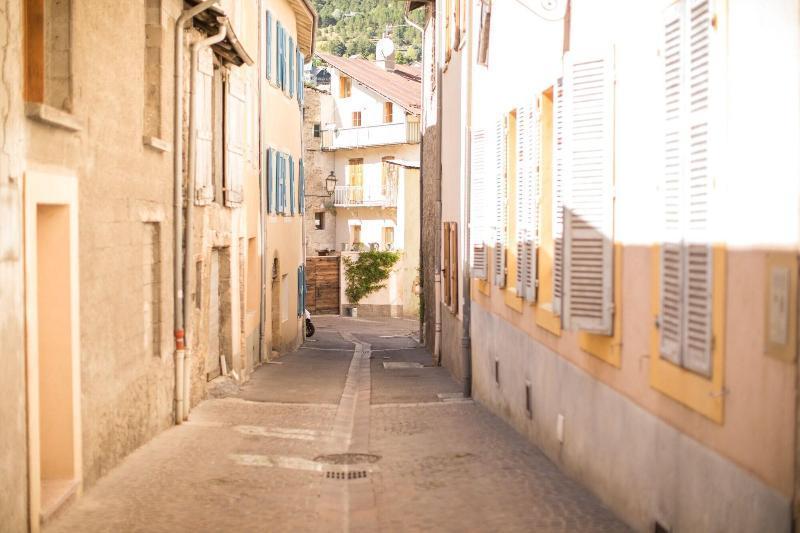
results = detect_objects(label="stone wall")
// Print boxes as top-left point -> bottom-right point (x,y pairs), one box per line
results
302,86 -> 336,257
0,1 -> 29,529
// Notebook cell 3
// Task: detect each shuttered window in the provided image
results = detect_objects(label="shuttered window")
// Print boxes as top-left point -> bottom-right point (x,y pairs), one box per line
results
195,47 -> 215,204
493,117 -> 508,287
224,71 -> 245,206
298,49 -> 304,107
562,50 -> 615,335
276,151 -> 284,214
442,223 -> 451,306
288,36 -> 295,98
267,147 -> 275,213
449,222 -> 458,311
289,155 -> 295,215
265,11 -> 272,80
299,159 -> 305,214
659,0 -> 715,376
470,128 -> 489,280
297,265 -> 305,317
277,22 -> 284,90
552,77 -> 565,315
515,102 -> 540,301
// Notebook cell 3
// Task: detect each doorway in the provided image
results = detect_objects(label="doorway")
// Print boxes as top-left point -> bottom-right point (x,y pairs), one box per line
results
207,247 -> 231,380
306,256 -> 341,314
24,170 -> 81,531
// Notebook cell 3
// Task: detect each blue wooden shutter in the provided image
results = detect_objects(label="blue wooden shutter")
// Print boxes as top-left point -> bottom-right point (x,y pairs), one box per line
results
266,11 -> 272,80
276,23 -> 283,89
297,265 -> 305,317
297,49 -> 304,107
289,155 -> 295,215
288,36 -> 295,98
267,148 -> 275,213
299,159 -> 305,213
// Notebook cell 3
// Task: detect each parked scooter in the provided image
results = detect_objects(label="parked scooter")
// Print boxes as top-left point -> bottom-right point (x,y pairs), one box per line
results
304,309 -> 315,337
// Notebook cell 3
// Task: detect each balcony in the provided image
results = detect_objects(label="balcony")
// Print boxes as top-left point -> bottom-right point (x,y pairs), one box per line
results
322,116 -> 421,151
334,181 -> 397,207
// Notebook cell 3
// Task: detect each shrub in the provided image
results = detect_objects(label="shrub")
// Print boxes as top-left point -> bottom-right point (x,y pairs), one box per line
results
344,250 -> 401,305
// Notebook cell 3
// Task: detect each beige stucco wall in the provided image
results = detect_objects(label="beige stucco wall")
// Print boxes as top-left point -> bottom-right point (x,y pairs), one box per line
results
0,0 -> 29,530
449,0 -> 800,530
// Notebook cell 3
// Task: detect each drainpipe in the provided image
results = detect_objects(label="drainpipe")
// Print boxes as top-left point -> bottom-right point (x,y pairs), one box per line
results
183,22 -> 228,420
258,0 -> 267,367
173,0 -> 220,425
460,0 -> 475,398
434,1 -> 444,366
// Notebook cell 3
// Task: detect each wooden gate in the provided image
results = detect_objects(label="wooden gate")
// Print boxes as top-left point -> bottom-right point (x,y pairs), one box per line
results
306,256 -> 340,315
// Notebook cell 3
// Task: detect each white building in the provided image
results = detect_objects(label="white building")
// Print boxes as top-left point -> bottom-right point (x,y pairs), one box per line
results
308,47 -> 422,317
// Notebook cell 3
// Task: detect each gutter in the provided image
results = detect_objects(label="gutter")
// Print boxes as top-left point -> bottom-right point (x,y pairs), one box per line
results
182,22 -> 228,421
461,0 -> 474,398
173,0 -> 220,426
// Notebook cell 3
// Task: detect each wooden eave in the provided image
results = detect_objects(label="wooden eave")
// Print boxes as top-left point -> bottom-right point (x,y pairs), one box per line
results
186,2 -> 254,66
289,0 -> 318,57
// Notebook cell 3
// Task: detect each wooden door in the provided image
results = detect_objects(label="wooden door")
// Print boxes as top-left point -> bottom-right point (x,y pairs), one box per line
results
306,257 -> 340,315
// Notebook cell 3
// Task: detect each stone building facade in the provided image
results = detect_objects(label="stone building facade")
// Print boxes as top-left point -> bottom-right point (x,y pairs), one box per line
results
302,85 -> 336,256
0,0 -> 315,531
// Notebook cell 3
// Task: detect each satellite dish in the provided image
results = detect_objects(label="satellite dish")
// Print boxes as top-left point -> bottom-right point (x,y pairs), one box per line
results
375,38 -> 395,61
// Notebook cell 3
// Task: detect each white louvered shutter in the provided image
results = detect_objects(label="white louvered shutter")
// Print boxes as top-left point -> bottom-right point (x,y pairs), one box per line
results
225,70 -> 245,206
470,128 -> 489,280
195,48 -> 215,204
659,2 -> 684,363
552,77 -> 565,315
516,102 -> 540,301
682,0 -> 713,375
493,117 -> 507,287
562,50 -> 615,335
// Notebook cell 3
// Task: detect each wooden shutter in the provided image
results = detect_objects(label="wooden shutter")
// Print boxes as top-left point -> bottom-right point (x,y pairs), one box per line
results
288,36 -> 295,98
682,0 -> 713,375
297,49 -> 304,107
267,148 -> 275,213
224,70 -> 245,206
279,152 -> 286,214
299,159 -> 305,214
195,48 -> 215,204
516,102 -> 540,301
562,50 -> 615,335
450,222 -> 458,310
470,129 -> 489,280
289,155 -> 295,215
552,77 -> 565,314
659,2 -> 684,363
442,223 -> 451,306
266,11 -> 272,80
493,117 -> 507,287
277,23 -> 284,89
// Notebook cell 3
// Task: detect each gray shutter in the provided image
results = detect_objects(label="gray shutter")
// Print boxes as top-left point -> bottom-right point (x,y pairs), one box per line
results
299,159 -> 305,214
562,50 -> 615,335
289,155 -> 295,215
516,102 -> 540,301
224,70 -> 245,206
682,0 -> 713,375
195,48 -> 215,204
289,36 -> 295,98
552,77 -> 565,315
470,128 -> 489,280
267,147 -> 275,213
659,2 -> 684,363
493,117 -> 507,287
266,11 -> 272,80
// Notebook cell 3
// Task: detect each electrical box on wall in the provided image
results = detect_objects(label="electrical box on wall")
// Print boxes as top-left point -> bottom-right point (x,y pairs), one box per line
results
764,253 -> 797,363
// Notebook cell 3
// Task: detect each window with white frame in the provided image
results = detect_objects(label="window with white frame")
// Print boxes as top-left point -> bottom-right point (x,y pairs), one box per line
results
658,0 -> 716,376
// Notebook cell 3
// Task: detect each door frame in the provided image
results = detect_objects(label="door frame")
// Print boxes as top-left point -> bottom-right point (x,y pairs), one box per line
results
24,167 -> 82,532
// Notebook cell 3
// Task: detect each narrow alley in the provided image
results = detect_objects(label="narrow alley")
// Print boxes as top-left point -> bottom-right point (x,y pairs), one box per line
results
46,316 -> 627,533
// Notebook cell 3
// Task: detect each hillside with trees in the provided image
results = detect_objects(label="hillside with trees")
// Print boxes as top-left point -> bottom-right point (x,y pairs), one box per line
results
313,0 -> 424,64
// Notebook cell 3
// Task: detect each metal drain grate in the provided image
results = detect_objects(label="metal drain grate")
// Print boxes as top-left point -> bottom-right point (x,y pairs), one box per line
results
325,470 -> 368,480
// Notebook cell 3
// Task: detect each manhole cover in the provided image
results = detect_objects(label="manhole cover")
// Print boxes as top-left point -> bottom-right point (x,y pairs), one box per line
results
314,453 -> 381,465
325,470 -> 368,480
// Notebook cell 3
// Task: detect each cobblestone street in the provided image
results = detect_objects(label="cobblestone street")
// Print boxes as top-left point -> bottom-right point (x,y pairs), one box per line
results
48,316 -> 629,533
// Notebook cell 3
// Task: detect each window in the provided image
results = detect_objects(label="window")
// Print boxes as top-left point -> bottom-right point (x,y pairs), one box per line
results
340,76 -> 352,98
314,212 -> 325,230
25,0 -> 73,110
383,102 -> 393,123
224,70 -> 245,206
470,128 -> 489,280
352,111 -> 362,127
351,225 -> 362,244
561,51 -> 615,335
658,0 -> 715,376
348,158 -> 363,186
144,0 -> 164,139
493,116 -> 508,288
195,48 -> 215,204
212,61 -> 224,205
477,0 -> 491,66
265,10 -> 272,80
383,226 -> 394,247
442,222 -> 458,310
515,102 -> 540,302
288,35 -> 295,97
313,123 -> 321,137
381,156 -> 395,191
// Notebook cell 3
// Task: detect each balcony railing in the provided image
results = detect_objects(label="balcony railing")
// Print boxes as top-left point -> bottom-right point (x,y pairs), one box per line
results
334,181 -> 398,207
322,119 -> 421,151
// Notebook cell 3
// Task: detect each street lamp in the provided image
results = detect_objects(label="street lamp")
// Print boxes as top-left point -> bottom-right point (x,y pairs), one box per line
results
325,170 -> 337,196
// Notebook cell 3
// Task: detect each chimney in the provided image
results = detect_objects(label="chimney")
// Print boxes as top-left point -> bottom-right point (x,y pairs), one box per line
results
374,37 -> 396,71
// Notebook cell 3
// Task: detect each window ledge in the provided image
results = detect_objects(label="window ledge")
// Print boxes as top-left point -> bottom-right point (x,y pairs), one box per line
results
143,136 -> 171,153
25,103 -> 82,132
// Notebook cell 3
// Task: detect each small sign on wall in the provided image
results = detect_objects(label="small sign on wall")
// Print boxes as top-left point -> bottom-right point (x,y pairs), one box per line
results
765,253 -> 797,362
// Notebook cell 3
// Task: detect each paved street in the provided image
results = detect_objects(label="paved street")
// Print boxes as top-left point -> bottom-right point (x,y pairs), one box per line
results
48,316 -> 629,533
